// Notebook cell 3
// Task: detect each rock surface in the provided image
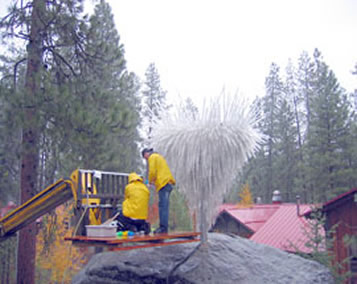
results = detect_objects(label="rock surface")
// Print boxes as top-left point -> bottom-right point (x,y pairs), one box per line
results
72,233 -> 334,284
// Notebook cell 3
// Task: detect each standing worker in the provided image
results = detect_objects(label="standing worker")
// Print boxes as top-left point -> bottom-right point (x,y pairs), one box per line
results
142,148 -> 176,234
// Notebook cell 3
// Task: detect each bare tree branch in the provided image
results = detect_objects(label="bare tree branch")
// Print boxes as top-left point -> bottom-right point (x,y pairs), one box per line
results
46,47 -> 77,76
13,57 -> 27,89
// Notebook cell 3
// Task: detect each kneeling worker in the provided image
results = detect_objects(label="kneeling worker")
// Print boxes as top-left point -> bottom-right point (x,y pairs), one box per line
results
114,172 -> 151,235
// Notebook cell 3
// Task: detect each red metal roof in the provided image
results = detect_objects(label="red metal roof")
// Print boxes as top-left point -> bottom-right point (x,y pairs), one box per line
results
218,203 -> 240,213
220,203 -> 321,253
250,204 -> 316,253
223,204 -> 280,232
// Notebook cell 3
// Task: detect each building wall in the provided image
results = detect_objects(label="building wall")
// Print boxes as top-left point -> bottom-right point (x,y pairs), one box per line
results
326,193 -> 357,283
211,212 -> 253,238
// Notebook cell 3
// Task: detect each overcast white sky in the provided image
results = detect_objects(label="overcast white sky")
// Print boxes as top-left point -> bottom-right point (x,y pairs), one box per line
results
1,0 -> 357,106
106,0 -> 357,106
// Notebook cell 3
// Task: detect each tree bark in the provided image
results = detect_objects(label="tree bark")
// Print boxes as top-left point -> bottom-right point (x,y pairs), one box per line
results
17,0 -> 44,283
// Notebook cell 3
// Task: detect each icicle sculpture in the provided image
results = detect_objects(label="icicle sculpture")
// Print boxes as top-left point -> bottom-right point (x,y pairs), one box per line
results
150,93 -> 262,243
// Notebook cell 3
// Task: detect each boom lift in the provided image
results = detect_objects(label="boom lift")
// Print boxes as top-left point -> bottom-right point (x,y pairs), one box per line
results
0,169 -> 201,249
0,169 -> 129,240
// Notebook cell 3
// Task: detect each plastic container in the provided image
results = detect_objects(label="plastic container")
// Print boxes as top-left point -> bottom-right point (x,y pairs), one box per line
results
86,225 -> 117,237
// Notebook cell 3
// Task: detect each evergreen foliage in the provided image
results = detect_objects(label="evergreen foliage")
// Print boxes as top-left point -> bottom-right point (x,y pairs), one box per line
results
0,1 -> 141,282
0,0 -> 356,280
141,62 -> 170,144
0,237 -> 17,284
235,50 -> 357,205
169,189 -> 193,232
305,50 -> 353,201
0,0 -> 141,194
179,97 -> 199,121
290,208 -> 351,284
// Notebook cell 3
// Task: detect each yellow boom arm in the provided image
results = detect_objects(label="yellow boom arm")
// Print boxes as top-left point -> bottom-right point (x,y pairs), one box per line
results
0,176 -> 77,239
0,169 -> 128,240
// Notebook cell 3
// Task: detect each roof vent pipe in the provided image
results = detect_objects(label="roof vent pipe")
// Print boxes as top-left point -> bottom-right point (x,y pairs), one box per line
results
272,190 -> 282,204
296,195 -> 301,217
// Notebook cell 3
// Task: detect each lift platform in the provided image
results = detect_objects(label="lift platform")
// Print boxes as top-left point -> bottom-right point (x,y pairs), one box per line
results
0,169 -> 129,240
0,168 -> 200,251
64,232 -> 200,251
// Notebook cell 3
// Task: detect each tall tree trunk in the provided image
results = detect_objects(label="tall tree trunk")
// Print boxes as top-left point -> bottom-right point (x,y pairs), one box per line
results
17,0 -> 44,283
292,92 -> 308,198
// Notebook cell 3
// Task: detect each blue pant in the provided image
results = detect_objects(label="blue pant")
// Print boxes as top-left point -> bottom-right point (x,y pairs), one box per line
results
158,183 -> 173,231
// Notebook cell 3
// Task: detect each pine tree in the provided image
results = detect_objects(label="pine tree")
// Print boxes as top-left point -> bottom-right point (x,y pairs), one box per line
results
180,97 -> 199,121
0,1 -> 141,282
291,208 -> 351,283
285,59 -> 307,197
261,63 -> 283,201
142,63 -> 169,144
273,97 -> 299,202
15,1 -> 46,282
169,190 -> 192,232
237,96 -> 268,202
347,64 -> 357,188
238,63 -> 287,203
55,0 -> 141,172
0,74 -> 22,203
296,51 -> 315,136
230,51 -> 357,206
305,49 -> 353,201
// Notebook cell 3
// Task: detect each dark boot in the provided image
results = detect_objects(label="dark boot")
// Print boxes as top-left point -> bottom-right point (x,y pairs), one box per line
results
153,227 -> 168,235
143,222 -> 151,235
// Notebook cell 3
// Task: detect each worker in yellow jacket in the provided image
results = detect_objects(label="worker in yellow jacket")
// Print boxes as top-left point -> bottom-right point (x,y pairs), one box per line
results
142,148 -> 176,234
114,172 -> 151,234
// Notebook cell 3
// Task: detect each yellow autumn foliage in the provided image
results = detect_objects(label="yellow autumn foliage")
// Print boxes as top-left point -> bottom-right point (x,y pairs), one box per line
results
237,183 -> 253,208
36,203 -> 88,283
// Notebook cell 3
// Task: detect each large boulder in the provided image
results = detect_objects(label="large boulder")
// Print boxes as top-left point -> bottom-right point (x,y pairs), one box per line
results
72,233 -> 334,284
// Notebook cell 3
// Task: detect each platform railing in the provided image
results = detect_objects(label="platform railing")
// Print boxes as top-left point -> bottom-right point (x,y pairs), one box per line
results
74,169 -> 131,233
77,169 -> 129,204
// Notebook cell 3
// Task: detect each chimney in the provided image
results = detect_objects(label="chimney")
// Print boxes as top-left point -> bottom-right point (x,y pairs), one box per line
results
272,190 -> 282,204
255,196 -> 262,204
296,195 -> 301,217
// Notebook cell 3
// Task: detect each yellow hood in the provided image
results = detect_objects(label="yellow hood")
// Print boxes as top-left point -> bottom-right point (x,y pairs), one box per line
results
128,172 -> 143,183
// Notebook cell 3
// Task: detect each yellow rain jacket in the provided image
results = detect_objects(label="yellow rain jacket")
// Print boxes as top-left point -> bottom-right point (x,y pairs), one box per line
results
123,173 -> 150,220
148,153 -> 176,192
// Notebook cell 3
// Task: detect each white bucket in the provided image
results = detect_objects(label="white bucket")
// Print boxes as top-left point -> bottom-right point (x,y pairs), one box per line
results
85,225 -> 117,237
